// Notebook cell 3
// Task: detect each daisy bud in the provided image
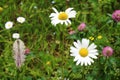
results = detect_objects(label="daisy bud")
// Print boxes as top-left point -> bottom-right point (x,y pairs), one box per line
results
78,23 -> 86,31
17,17 -> 25,23
102,46 -> 113,57
12,33 -> 20,39
5,21 -> 13,29
25,48 -> 30,55
112,10 -> 120,22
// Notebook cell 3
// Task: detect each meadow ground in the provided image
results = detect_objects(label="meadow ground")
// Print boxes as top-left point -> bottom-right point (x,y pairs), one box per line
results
0,0 -> 120,80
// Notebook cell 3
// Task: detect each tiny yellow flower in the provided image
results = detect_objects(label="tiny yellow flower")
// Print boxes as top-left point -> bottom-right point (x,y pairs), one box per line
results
0,7 -> 3,12
89,36 -> 94,40
46,61 -> 51,65
97,35 -> 102,39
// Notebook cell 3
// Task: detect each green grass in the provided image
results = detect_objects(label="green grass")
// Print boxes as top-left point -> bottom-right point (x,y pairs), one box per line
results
0,0 -> 120,80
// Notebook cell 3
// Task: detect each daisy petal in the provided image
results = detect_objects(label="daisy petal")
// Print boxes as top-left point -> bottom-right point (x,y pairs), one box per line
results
70,46 -> 78,53
74,56 -> 79,61
67,19 -> 71,24
52,7 -> 59,14
76,60 -> 81,65
73,41 -> 80,49
88,43 -> 97,50
68,11 -> 76,18
82,39 -> 89,48
89,49 -> 98,53
87,60 -> 91,65
65,21 -> 68,25
90,59 -> 94,63
49,13 -> 57,17
65,8 -> 73,13
80,59 -> 84,66
70,53 -> 76,56
88,54 -> 97,59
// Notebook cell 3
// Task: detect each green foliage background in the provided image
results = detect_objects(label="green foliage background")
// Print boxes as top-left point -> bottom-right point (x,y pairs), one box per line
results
0,0 -> 120,80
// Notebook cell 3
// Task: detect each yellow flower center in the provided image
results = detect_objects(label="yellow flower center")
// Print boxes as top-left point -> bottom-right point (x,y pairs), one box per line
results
8,24 -> 11,27
79,48 -> 88,57
19,19 -> 22,21
58,12 -> 68,20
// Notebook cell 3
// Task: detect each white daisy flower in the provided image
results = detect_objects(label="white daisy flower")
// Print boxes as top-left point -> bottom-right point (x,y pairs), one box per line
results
49,7 -> 76,26
70,38 -> 98,66
12,33 -> 20,39
17,17 -> 25,23
5,21 -> 13,29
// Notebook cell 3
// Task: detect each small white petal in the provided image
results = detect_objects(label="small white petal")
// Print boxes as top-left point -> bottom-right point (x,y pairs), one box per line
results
51,19 -> 60,26
74,56 -> 79,61
89,52 -> 98,56
65,8 -> 74,13
89,49 -> 98,53
88,54 -> 97,59
49,13 -> 57,17
65,21 -> 68,25
65,8 -> 76,18
87,60 -> 91,65
70,51 -> 77,54
70,53 -> 75,56
73,41 -> 80,49
80,60 -> 83,66
70,47 -> 78,53
60,21 -> 64,25
52,7 -> 59,14
67,19 -> 71,24
83,60 -> 87,66
77,40 -> 81,47
68,11 -> 76,18
82,38 -> 89,48
88,43 -> 97,50
90,58 -> 94,63
76,60 -> 81,65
